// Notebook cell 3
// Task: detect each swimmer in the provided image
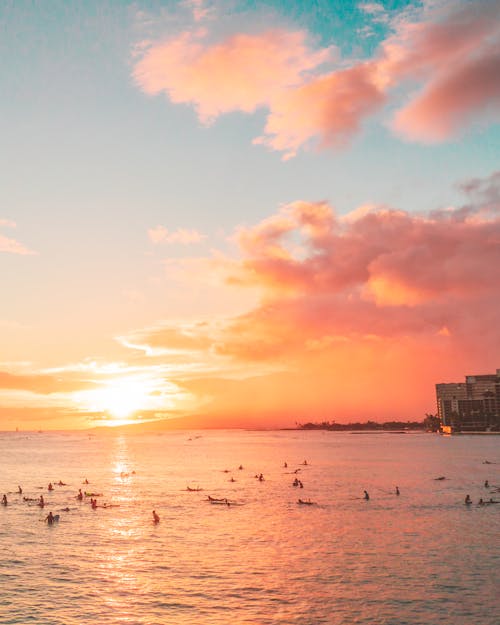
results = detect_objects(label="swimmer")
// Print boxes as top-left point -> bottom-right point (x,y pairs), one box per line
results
299,481 -> 304,488
91,499 -> 97,510
77,489 -> 83,501
18,485 -> 22,494
2,494 -> 7,506
48,483 -> 54,491
38,495 -> 45,508
364,490 -> 370,501
484,480 -> 489,488
46,511 -> 55,525
396,486 -> 400,496
283,462 -> 288,468
57,481 -> 66,486
478,498 -> 484,506
84,478 -> 89,484
238,465 -> 243,470
152,510 -> 160,524
302,460 -> 308,466
258,473 -> 264,481
465,494 -> 472,505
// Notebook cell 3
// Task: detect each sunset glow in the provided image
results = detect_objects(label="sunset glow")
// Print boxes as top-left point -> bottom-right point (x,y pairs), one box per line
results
74,378 -> 156,422
1,0 -> 498,430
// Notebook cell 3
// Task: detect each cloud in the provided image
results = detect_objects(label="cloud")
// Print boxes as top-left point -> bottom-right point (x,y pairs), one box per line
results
0,220 -> 36,255
0,371 -> 95,394
254,63 -> 385,159
133,29 -> 331,123
358,3 -> 386,17
148,225 -> 206,244
133,0 -> 500,156
97,172 -> 499,423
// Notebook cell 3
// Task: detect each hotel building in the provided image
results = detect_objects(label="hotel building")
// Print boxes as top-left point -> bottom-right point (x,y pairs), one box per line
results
436,369 -> 500,432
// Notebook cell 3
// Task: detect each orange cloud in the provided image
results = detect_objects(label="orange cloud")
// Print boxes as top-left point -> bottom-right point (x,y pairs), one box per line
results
119,172 -> 499,424
133,29 -> 331,123
0,371 -> 96,394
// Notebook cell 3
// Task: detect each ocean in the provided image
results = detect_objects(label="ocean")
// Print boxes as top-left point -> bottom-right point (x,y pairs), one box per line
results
0,430 -> 498,625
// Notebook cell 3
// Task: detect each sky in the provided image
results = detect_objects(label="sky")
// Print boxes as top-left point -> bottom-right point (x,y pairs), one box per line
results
1,0 -> 499,430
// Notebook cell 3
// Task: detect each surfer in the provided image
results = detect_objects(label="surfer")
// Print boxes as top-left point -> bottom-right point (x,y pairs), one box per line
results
152,510 -> 160,524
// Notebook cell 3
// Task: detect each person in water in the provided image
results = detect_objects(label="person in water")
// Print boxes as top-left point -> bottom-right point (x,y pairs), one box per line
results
77,489 -> 83,501
484,480 -> 489,488
283,462 -> 287,468
46,511 -> 55,525
18,485 -> 22,494
48,483 -> 54,491
2,494 -> 7,506
465,494 -> 472,505
364,490 -> 370,501
396,486 -> 400,496
152,510 -> 160,524
38,495 -> 45,508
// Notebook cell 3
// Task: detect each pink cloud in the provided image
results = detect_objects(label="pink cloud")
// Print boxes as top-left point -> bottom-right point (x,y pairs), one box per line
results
148,225 -> 206,244
123,172 -> 500,422
133,29 -> 331,123
0,219 -> 36,255
133,1 -> 500,155
255,63 -> 385,158
0,235 -> 36,256
393,45 -> 500,142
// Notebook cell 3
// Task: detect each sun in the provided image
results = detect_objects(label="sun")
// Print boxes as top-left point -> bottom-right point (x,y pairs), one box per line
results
76,376 -> 155,422
95,379 -> 148,419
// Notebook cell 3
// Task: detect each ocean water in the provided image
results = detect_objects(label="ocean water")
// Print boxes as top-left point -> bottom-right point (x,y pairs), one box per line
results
0,430 -> 498,625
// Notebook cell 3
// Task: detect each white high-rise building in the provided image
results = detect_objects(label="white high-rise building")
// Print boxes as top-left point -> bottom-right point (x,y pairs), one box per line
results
436,369 -> 500,432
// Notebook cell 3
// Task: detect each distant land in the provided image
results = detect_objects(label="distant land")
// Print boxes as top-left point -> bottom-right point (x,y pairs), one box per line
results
86,414 -> 441,434
297,416 -> 440,432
